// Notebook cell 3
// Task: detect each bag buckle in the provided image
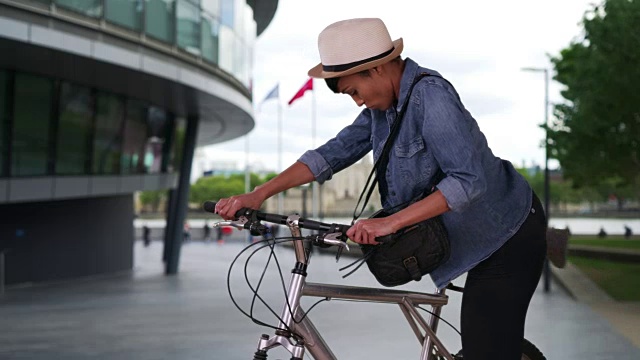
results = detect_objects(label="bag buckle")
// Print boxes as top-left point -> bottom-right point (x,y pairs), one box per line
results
403,256 -> 422,281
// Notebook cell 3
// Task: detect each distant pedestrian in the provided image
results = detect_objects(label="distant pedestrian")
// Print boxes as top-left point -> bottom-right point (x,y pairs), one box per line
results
624,225 -> 632,239
598,227 -> 607,238
143,225 -> 151,247
203,221 -> 211,242
183,221 -> 191,242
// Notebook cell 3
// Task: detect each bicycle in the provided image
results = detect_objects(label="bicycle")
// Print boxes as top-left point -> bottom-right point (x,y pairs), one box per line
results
203,201 -> 546,360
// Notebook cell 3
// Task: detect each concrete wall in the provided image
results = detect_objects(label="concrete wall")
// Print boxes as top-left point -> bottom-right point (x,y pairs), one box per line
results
0,195 -> 135,285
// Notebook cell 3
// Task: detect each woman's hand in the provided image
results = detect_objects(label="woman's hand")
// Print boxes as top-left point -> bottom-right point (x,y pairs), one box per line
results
214,190 -> 266,220
347,217 -> 397,245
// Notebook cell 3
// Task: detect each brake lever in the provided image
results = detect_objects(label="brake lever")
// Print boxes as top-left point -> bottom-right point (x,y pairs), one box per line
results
319,232 -> 349,262
322,232 -> 350,250
215,216 -> 249,230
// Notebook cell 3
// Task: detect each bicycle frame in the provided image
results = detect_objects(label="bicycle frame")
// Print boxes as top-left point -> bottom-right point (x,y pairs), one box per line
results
253,215 -> 455,360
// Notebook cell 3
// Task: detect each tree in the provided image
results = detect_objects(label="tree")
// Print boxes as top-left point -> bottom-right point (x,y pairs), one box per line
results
189,175 -> 245,205
139,190 -> 166,213
549,0 -> 640,198
188,172 -> 279,206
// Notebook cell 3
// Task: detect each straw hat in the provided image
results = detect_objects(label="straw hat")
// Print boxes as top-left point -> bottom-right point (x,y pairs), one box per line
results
308,18 -> 403,79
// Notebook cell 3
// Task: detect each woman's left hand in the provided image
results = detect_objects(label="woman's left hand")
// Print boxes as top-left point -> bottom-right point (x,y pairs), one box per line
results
347,217 -> 396,245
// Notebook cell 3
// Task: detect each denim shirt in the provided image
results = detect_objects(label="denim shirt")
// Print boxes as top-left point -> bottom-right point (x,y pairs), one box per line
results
299,58 -> 532,289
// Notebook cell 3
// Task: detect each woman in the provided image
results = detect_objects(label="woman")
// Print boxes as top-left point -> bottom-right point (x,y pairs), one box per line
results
216,18 -> 546,360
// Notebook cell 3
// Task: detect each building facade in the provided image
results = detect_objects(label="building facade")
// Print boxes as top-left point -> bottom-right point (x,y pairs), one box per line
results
0,0 -> 278,285
263,156 -> 383,218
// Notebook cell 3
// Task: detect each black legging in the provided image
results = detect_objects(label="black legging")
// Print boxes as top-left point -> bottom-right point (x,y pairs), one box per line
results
461,193 -> 547,360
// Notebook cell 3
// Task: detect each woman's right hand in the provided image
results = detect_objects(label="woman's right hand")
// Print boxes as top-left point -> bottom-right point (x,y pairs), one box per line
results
214,190 -> 266,220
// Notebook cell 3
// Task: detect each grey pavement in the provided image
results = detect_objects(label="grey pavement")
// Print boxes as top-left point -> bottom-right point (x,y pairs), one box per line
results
1,236 -> 639,360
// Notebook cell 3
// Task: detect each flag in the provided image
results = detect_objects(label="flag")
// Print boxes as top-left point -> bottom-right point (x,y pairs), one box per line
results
287,78 -> 313,106
260,84 -> 279,105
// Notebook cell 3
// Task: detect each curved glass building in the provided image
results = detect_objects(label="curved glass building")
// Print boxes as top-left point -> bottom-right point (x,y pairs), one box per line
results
0,0 -> 278,285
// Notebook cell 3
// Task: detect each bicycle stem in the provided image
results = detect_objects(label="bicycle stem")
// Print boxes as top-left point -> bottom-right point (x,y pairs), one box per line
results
277,215 -> 308,332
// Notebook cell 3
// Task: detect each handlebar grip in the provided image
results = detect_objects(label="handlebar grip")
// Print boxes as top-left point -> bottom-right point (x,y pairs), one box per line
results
203,201 -> 217,213
202,201 -> 249,219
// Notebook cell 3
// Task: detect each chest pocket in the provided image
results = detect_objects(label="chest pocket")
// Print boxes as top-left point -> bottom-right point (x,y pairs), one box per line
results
394,136 -> 432,185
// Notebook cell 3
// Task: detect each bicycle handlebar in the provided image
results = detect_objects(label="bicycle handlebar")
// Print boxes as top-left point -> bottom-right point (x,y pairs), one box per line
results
203,201 -> 351,235
203,201 -> 404,245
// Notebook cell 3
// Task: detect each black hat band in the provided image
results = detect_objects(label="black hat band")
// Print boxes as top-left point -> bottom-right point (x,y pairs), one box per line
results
322,47 -> 394,73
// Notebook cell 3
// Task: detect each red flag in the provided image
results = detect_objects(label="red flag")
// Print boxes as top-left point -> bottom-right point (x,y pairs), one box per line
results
287,78 -> 313,106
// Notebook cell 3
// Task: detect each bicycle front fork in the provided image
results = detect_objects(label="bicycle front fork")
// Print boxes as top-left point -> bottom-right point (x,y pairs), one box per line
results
253,332 -> 305,360
253,216 -> 309,360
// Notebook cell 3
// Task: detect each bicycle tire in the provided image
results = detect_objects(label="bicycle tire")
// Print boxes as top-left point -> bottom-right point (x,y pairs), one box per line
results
449,338 -> 545,360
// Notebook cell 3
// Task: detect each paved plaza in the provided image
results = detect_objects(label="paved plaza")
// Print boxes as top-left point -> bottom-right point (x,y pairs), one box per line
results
1,238 -> 639,359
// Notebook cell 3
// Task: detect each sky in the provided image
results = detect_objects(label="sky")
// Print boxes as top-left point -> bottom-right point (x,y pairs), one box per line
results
199,0 -> 599,176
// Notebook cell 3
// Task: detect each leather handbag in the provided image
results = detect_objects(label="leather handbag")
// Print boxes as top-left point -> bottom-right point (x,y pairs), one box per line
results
360,206 -> 449,287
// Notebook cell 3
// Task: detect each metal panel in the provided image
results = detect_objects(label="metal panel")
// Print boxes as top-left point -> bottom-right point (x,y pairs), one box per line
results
0,15 -> 29,41
92,40 -> 141,71
90,176 -> 120,196
30,24 -> 93,57
0,179 -> 8,202
142,174 -> 162,191
8,177 -> 54,202
119,175 -> 143,193
141,51 -> 179,81
53,176 -> 91,200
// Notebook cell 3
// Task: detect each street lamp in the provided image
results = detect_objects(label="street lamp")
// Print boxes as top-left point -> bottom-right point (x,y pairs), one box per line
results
521,67 -> 551,293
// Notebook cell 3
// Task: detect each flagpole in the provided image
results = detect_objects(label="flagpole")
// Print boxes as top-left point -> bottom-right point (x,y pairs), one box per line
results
244,134 -> 250,194
277,94 -> 284,214
311,82 -> 319,219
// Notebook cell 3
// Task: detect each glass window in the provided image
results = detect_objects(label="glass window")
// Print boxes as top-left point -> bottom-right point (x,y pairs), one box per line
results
145,0 -> 175,43
93,92 -> 124,175
233,38 -> 244,83
121,99 -> 147,174
12,73 -> 53,177
56,83 -> 92,175
0,71 -> 7,177
168,117 -> 186,173
55,0 -> 103,18
201,13 -> 219,64
243,4 -> 256,43
220,0 -> 233,28
218,24 -> 234,75
202,0 -> 219,17
233,0 -> 243,33
243,40 -> 252,88
144,106 -> 168,174
105,0 -> 144,31
176,0 -> 201,55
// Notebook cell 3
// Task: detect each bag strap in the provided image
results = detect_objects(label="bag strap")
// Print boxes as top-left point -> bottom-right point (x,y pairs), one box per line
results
352,72 -> 432,223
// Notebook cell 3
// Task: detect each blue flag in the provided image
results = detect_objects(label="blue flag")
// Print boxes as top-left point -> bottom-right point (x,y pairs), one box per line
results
261,84 -> 279,105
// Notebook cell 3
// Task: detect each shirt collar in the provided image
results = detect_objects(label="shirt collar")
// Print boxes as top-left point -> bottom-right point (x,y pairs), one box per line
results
388,58 -> 421,116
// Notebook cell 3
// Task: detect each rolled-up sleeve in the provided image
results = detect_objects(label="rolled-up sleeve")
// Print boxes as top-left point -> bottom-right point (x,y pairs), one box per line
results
298,109 -> 374,184
298,150 -> 333,183
420,82 -> 487,212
